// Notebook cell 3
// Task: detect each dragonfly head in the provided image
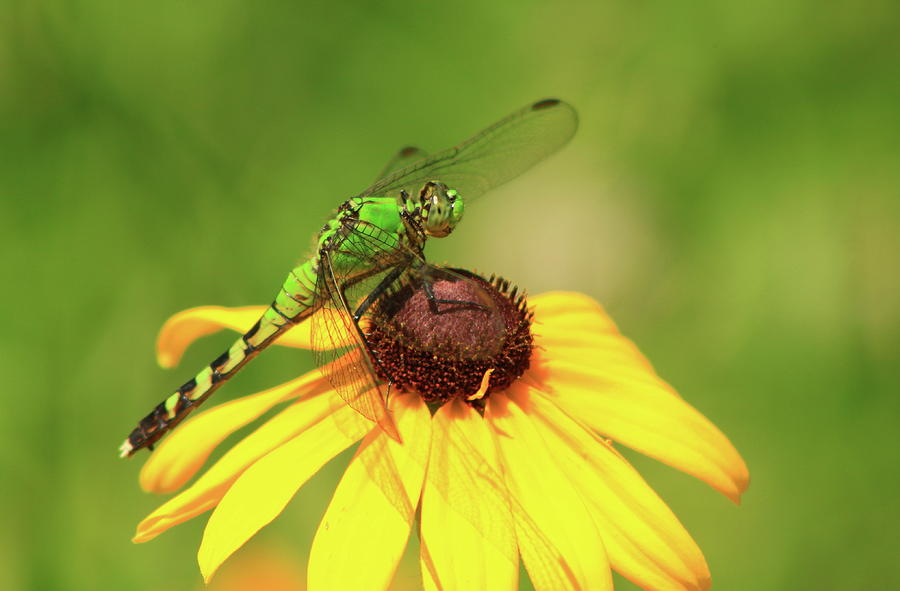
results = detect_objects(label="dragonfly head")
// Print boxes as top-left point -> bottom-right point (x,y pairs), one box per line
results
420,181 -> 464,238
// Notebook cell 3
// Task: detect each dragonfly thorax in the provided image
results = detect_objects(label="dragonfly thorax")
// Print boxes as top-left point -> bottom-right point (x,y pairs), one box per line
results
417,181 -> 464,238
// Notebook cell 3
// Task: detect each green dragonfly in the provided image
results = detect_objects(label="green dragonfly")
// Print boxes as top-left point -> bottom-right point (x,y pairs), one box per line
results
119,98 -> 578,457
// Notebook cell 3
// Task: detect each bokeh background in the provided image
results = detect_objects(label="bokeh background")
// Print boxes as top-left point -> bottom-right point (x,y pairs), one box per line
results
1,1 -> 897,590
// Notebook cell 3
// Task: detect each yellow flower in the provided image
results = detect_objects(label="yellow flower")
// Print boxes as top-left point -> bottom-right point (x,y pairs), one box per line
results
131,280 -> 748,591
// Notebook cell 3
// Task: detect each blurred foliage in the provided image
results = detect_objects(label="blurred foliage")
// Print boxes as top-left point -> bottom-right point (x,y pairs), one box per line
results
1,1 -> 897,590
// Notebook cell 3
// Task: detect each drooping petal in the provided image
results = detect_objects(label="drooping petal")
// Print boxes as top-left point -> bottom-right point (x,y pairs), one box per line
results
156,305 -> 316,368
529,293 -> 749,503
307,394 -> 430,591
534,354 -> 749,503
140,371 -> 331,493
419,399 -> 518,591
134,390 -> 345,543
197,402 -> 371,583
487,388 -> 613,591
529,387 -> 712,591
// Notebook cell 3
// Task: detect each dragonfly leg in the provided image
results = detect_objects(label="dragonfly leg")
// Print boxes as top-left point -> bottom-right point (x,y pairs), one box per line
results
342,263 -> 411,374
351,263 -> 408,322
324,249 -> 410,376
421,278 -> 488,315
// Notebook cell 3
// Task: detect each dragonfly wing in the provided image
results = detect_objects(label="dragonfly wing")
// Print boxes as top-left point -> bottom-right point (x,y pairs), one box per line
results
374,146 -> 428,182
358,99 -> 577,203
311,223 -> 511,435
313,275 -> 401,441
310,222 -> 418,441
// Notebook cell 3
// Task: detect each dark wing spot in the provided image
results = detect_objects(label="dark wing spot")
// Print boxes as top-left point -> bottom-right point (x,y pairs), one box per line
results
400,146 -> 419,157
532,98 -> 560,110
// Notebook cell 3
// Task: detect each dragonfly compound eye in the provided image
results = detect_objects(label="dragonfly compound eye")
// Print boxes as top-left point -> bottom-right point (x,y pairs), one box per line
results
365,269 -> 533,407
447,189 -> 464,227
422,184 -> 463,238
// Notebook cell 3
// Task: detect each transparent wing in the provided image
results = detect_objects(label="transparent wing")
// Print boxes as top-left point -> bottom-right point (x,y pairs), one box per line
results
311,221 -> 417,441
373,146 -> 428,182
358,99 -> 577,203
423,399 -> 572,589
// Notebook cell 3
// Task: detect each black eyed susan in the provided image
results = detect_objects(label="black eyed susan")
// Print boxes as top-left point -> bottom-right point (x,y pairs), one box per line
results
131,271 -> 748,591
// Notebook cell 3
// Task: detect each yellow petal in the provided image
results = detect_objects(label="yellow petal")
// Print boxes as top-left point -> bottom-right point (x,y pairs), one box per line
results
504,489 -> 587,591
140,371 -> 331,493
529,294 -> 750,503
156,305 -> 316,368
530,292 -> 619,333
133,390 -> 344,543
487,388 -> 613,591
534,329 -> 658,375
198,403 -> 370,583
536,355 -> 749,503
307,394 -> 430,591
419,399 -> 518,591
529,388 -> 711,591
531,293 -> 658,376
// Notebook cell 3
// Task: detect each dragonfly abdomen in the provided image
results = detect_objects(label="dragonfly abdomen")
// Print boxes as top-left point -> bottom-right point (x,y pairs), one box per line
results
119,260 -> 320,457
272,259 -> 319,323
119,337 -> 264,457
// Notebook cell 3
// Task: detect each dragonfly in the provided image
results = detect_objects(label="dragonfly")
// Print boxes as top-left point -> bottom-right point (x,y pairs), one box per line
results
119,98 -> 578,457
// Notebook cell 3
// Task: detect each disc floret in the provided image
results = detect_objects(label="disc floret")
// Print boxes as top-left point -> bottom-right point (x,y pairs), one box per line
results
365,270 -> 533,405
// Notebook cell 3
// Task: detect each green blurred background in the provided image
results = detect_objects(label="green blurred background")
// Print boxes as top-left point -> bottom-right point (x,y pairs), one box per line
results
1,1 -> 897,590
